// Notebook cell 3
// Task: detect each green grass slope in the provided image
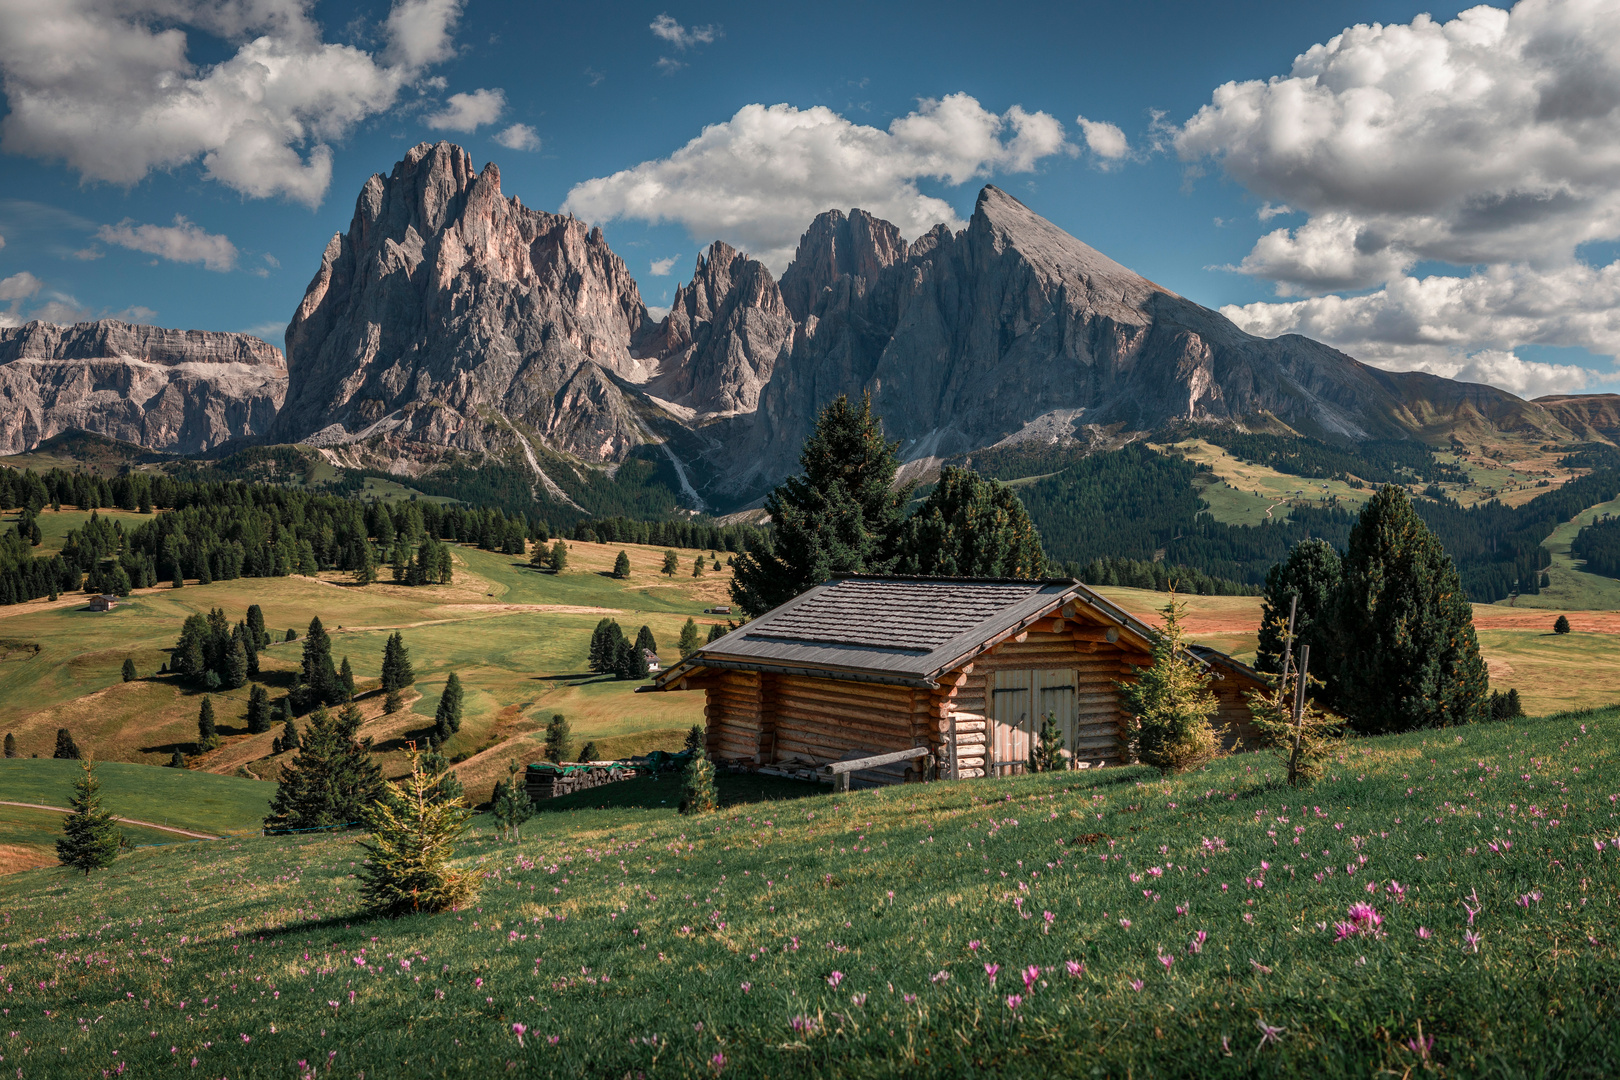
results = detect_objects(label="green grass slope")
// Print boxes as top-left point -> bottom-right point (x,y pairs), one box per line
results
0,759 -> 275,835
2,712 -> 1617,1077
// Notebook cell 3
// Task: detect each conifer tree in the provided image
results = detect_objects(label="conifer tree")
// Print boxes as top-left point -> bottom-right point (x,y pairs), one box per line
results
286,627 -> 297,642
491,760 -> 534,841
894,466 -> 1047,578
339,656 -> 356,701
1030,712 -> 1066,772
1331,485 -> 1488,733
331,701 -> 385,820
730,394 -> 912,616
547,539 -> 568,573
224,633 -> 249,690
706,622 -> 728,644
3,732 -> 15,758
197,695 -> 217,749
692,554 -> 704,578
616,637 -> 650,680
634,625 -> 657,660
1554,614 -> 1571,635
589,620 -> 626,675
543,713 -> 570,763
300,617 -> 339,707
121,658 -> 137,682
683,724 -> 705,754
56,758 -> 121,875
433,673 -> 464,742
1118,595 -> 1220,776
613,550 -> 632,579
679,743 -> 718,815
246,603 -> 268,647
357,745 -> 479,917
662,550 -> 680,576
1256,539 -> 1342,679
677,617 -> 701,659
1246,612 -> 1343,786
246,683 -> 271,734
172,566 -> 185,589
418,749 -> 464,803
578,740 -> 599,761
238,620 -> 260,678
380,631 -> 415,714
169,750 -> 187,768
279,716 -> 300,754
54,727 -> 81,759
265,706 -> 341,831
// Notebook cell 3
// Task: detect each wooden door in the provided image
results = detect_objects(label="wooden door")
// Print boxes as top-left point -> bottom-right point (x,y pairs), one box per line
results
991,669 -> 1077,775
990,670 -> 1032,775
1033,669 -> 1078,764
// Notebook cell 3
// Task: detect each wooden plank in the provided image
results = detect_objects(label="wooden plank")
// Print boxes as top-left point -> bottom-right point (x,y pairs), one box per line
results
821,746 -> 931,775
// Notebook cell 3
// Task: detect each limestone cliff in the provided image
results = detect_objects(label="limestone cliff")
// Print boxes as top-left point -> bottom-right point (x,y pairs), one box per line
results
0,320 -> 285,455
272,141 -> 653,470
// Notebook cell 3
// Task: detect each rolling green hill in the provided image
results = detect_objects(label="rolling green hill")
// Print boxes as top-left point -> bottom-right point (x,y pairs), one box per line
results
0,709 -> 1614,1077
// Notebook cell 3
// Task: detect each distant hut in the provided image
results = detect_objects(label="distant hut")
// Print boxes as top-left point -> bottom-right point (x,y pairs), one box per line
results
87,594 -> 117,612
643,576 -> 1264,783
644,650 -> 661,673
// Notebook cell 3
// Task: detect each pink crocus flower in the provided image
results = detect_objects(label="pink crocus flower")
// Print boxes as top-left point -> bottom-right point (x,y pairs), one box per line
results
1415,927 -> 1432,940
826,971 -> 843,988
1023,965 -> 1040,991
1065,960 -> 1084,977
984,962 -> 1000,986
512,1023 -> 526,1047
1005,994 -> 1023,1011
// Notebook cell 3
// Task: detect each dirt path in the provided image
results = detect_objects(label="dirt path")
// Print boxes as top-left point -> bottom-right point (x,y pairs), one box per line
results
0,801 -> 220,840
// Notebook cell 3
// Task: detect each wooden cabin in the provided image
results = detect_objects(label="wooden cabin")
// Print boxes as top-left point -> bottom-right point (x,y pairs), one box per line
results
88,594 -> 117,611
643,576 -> 1265,781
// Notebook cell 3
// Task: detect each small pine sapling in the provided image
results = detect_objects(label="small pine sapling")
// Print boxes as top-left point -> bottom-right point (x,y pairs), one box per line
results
169,750 -> 187,768
121,658 -> 137,682
56,758 -> 122,875
491,760 -> 533,841
1245,609 -> 1343,787
683,724 -> 704,754
357,745 -> 480,917
1030,711 -> 1066,772
1118,593 -> 1220,776
1553,615 -> 1571,635
543,713 -> 570,763
679,743 -> 719,815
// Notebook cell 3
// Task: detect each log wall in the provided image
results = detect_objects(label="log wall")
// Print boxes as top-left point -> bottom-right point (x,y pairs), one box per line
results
704,670 -> 765,761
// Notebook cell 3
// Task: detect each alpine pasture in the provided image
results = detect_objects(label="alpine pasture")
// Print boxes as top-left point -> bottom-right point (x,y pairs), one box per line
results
0,708 -> 1615,1077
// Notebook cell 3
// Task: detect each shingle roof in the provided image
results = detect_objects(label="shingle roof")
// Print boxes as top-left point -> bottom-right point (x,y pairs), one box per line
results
653,576 -> 1087,687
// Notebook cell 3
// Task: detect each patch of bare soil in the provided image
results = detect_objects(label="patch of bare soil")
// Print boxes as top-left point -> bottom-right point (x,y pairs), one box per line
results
0,844 -> 55,874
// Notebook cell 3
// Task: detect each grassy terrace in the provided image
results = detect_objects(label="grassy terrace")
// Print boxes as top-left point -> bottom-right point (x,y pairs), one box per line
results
0,708 -> 1616,1077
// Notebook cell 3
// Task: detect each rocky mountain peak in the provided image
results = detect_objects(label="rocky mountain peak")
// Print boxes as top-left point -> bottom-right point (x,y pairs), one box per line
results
778,208 -> 908,321
0,320 -> 285,455
273,141 -> 653,469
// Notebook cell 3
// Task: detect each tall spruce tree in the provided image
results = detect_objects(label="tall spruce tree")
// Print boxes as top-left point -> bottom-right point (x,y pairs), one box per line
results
300,617 -> 339,707
434,673 -> 464,743
56,758 -> 121,875
54,727 -> 81,759
543,713 -> 571,763
265,706 -> 342,831
634,625 -> 657,660
613,550 -> 632,579
246,603 -> 268,646
677,617 -> 701,659
894,466 -> 1047,578
662,550 -> 680,577
1256,539 -> 1342,679
380,631 -> 415,713
730,393 -> 912,616
1331,485 -> 1489,733
246,684 -> 271,734
339,656 -> 356,701
224,632 -> 249,690
197,695 -> 217,748
331,701 -> 385,820
279,716 -> 300,753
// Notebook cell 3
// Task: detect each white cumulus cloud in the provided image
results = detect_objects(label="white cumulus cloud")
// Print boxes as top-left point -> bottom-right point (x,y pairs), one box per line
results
0,0 -> 465,208
562,94 -> 1073,270
0,271 -> 42,301
494,123 -> 541,151
649,14 -> 719,49
96,216 -> 238,272
1177,0 -> 1620,392
1075,115 -> 1129,162
650,255 -> 679,276
425,88 -> 505,132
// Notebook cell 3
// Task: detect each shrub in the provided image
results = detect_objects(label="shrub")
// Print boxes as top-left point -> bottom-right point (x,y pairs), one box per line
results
1030,712 -> 1066,773
679,744 -> 719,815
357,746 -> 479,918
491,761 -> 533,841
1118,596 -> 1219,776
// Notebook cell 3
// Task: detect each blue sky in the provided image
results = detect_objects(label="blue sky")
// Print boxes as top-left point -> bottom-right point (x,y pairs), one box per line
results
2,0 -> 1618,400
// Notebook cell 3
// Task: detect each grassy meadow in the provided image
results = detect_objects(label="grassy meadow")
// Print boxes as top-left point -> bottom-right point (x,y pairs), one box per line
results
0,516 -> 731,797
0,708 -> 1616,1077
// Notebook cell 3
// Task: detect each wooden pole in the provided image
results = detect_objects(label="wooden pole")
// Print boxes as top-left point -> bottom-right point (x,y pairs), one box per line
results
1279,594 -> 1298,688
1288,644 -> 1309,783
